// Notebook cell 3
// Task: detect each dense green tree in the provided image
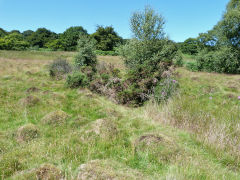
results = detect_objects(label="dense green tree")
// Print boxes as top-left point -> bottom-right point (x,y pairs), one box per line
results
0,28 -> 7,37
91,26 -> 123,51
217,2 -> 240,49
195,0 -> 240,74
10,30 -> 21,34
180,38 -> 198,55
61,26 -> 88,51
197,31 -> 218,51
28,28 -> 57,48
120,6 -> 177,71
45,39 -> 65,51
0,33 -> 29,50
22,30 -> 34,38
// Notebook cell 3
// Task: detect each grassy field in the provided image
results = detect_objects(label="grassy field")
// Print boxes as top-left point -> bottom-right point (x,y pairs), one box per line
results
0,50 -> 240,179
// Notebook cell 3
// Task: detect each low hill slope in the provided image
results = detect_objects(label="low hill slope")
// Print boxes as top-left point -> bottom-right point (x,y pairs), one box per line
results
0,55 -> 240,179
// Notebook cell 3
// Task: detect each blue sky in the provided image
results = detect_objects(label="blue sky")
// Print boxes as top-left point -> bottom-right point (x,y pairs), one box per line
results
0,0 -> 229,42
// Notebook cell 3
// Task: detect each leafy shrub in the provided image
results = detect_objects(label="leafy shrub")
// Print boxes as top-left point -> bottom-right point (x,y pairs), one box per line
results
66,71 -> 89,88
116,7 -> 179,106
173,51 -> 184,67
0,33 -> 30,50
49,59 -> 72,78
196,47 -> 240,74
74,33 -> 97,69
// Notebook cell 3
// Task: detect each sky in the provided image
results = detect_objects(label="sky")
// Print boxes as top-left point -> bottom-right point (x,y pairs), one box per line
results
0,0 -> 229,42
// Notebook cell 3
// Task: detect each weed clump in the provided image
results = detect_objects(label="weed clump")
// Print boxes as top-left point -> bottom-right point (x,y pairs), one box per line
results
66,71 -> 89,88
10,164 -> 63,180
83,119 -> 118,140
77,160 -> 145,180
0,156 -> 23,179
19,95 -> 40,107
134,134 -> 179,162
16,124 -> 39,143
49,59 -> 72,79
36,164 -> 63,180
41,110 -> 70,126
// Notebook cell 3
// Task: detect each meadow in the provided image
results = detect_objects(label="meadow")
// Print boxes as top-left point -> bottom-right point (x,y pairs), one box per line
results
0,50 -> 240,179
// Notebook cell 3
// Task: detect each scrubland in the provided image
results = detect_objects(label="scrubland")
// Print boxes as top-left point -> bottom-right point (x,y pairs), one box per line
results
0,51 -> 239,179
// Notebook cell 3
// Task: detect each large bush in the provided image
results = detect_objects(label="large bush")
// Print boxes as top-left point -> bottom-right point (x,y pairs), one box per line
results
117,6 -> 179,105
49,59 -> 72,78
0,33 -> 30,50
66,71 -> 89,88
196,47 -> 240,74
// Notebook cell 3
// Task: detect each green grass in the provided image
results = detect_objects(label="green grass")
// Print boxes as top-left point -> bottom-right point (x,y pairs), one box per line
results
0,51 -> 240,179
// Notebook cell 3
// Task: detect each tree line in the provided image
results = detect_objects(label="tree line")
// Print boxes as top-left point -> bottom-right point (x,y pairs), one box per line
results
0,26 -> 123,52
178,0 -> 240,74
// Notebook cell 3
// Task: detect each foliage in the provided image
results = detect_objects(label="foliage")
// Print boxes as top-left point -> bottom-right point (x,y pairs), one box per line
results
179,38 -> 198,55
186,61 -> 198,72
91,25 -> 123,51
45,39 -> 65,51
117,6 -> 179,105
194,0 -> 240,74
66,71 -> 89,88
27,28 -> 57,48
197,31 -> 218,51
49,59 -> 72,78
0,33 -> 30,50
130,6 -> 165,41
216,0 -> 240,49
61,26 -> 88,51
95,50 -> 118,56
74,33 -> 97,69
196,47 -> 240,74
173,51 -> 184,67
0,28 -> 7,37
22,30 -> 34,38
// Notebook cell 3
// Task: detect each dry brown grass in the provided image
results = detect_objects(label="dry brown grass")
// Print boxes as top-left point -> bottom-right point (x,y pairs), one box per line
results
97,56 -> 125,70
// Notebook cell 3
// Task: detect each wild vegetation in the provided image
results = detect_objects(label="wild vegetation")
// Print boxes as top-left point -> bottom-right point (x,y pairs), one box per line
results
179,0 -> 240,74
1,1 -> 240,179
0,26 -> 123,54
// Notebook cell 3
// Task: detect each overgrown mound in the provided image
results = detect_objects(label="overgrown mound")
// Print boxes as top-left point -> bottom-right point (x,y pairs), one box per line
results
49,59 -> 72,79
35,164 -> 63,180
83,119 -> 118,140
11,164 -> 63,180
77,160 -> 145,180
16,124 -> 39,143
19,95 -> 40,107
133,134 -> 179,162
0,156 -> 23,179
41,110 -> 70,126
